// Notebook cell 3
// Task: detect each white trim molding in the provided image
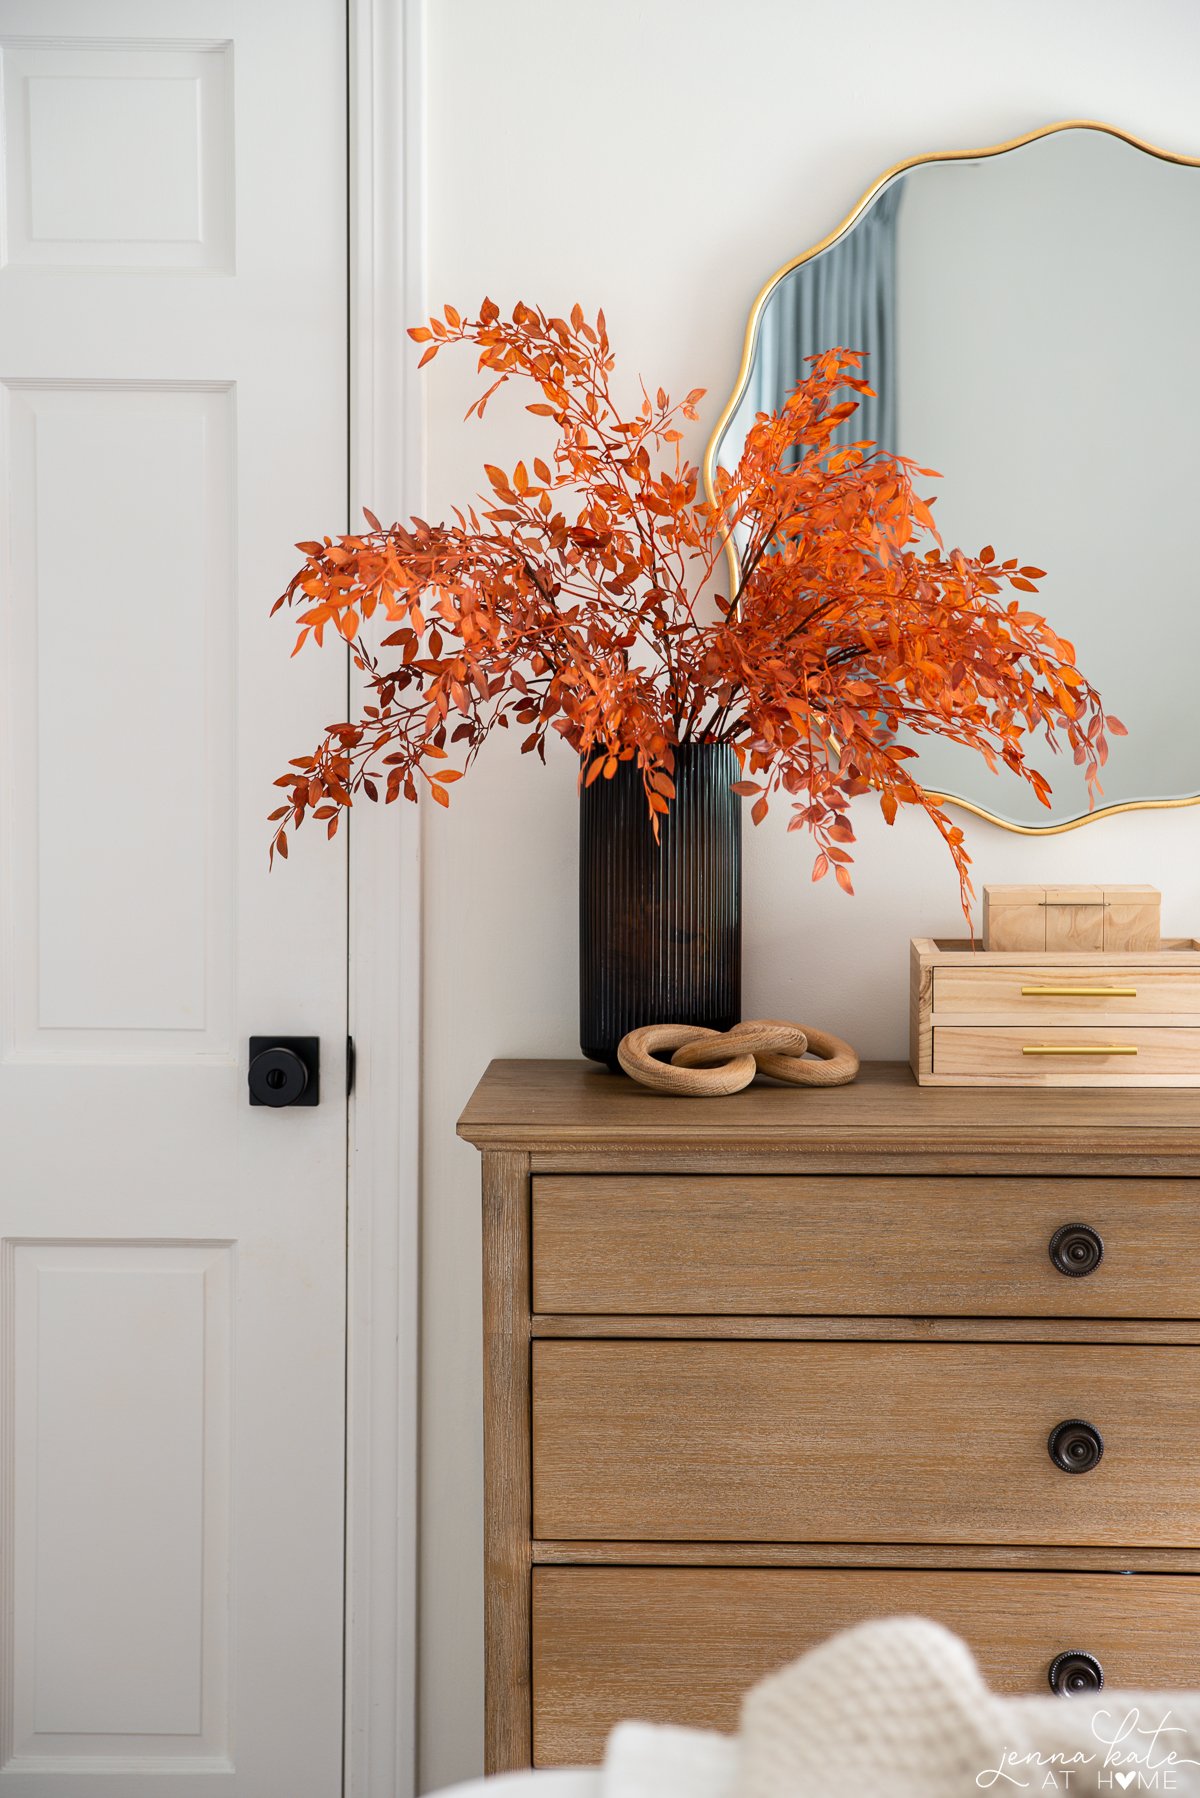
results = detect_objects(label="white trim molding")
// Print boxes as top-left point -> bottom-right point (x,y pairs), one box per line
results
345,2 -> 425,1796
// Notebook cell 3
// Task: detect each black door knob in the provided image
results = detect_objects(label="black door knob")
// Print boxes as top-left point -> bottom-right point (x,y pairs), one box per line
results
1048,1650 -> 1104,1695
1049,1223 -> 1104,1277
248,1036 -> 320,1107
1048,1419 -> 1104,1474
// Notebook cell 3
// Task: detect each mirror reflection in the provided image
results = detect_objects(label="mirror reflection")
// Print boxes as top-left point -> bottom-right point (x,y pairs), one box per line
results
710,126 -> 1200,829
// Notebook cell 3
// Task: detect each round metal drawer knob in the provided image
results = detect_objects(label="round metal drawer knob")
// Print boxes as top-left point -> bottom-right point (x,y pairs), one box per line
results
1049,1223 -> 1104,1278
1049,1650 -> 1104,1695
1048,1419 -> 1104,1474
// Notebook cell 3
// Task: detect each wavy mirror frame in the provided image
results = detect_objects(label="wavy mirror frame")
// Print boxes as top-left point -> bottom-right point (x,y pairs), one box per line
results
703,120 -> 1200,837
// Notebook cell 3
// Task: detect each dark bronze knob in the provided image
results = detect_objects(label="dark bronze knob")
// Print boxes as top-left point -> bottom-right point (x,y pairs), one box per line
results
1048,1419 -> 1104,1474
248,1045 -> 310,1108
1048,1650 -> 1104,1695
1049,1223 -> 1104,1277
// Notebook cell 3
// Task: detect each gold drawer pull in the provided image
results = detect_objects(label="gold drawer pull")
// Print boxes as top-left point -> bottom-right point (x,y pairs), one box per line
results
1021,985 -> 1138,997
1022,1044 -> 1139,1057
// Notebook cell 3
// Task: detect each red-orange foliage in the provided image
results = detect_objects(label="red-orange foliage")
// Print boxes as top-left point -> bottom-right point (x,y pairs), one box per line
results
269,299 -> 1123,912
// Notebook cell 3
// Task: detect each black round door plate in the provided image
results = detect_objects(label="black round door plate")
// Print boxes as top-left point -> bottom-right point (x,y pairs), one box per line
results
248,1036 -> 320,1107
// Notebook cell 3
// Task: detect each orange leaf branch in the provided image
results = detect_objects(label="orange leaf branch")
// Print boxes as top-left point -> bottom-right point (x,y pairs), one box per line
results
267,303 -> 1118,917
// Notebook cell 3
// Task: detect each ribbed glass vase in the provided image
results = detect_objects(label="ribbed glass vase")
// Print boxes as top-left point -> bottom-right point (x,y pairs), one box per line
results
579,742 -> 742,1068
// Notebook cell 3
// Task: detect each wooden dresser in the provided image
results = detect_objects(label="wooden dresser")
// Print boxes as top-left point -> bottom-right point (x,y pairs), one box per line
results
457,1059 -> 1200,1770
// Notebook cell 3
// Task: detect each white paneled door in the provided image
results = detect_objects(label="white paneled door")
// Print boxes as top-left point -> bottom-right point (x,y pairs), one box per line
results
0,1 -> 350,1793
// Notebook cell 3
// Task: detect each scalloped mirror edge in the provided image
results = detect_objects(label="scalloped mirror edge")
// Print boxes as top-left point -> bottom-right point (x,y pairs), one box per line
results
703,119 -> 1200,836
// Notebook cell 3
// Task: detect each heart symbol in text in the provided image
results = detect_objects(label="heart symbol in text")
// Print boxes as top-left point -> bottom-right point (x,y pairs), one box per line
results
1115,1774 -> 1136,1790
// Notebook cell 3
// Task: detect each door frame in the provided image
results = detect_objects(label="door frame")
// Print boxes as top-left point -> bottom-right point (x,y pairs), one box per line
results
346,2 -> 425,1794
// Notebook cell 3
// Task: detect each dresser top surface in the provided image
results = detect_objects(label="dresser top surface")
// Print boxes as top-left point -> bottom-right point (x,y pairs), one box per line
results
457,1058 -> 1200,1158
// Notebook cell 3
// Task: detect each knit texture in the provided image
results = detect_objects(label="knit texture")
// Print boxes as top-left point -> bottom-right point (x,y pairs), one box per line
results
737,1617 -> 1200,1798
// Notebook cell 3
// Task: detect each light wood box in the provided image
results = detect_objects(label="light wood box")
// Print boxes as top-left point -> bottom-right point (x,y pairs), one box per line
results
910,937 -> 1200,1086
458,1061 -> 1200,1769
983,884 -> 1160,954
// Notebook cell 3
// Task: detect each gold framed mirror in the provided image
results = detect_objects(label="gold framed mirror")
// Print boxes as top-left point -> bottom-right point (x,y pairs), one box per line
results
704,121 -> 1200,834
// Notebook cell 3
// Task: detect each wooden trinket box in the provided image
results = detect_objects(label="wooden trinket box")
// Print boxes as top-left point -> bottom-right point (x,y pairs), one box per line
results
982,885 -> 1160,954
910,935 -> 1200,1086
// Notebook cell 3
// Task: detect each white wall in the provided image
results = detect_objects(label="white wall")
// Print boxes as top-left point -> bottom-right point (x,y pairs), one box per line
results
419,2 -> 1200,1785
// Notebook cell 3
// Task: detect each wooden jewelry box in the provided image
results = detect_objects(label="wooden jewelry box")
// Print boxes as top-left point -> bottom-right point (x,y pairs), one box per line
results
910,937 -> 1200,1085
982,885 -> 1160,954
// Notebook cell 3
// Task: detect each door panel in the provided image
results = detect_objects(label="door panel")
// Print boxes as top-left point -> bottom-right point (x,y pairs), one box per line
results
0,2 -> 348,1792
3,380 -> 237,1056
9,1243 -> 233,1763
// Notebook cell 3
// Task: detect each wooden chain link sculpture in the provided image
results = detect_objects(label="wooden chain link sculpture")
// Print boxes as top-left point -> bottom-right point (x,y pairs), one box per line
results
617,1018 -> 859,1095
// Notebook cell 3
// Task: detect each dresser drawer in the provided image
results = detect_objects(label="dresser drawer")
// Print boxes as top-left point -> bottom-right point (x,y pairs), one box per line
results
934,963 -> 1200,1017
532,1567 -> 1200,1764
932,1026 -> 1200,1083
532,1342 -> 1200,1545
531,1176 -> 1200,1316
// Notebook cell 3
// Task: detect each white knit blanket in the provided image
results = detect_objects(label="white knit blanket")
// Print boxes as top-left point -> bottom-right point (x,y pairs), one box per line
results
602,1616 -> 1200,1798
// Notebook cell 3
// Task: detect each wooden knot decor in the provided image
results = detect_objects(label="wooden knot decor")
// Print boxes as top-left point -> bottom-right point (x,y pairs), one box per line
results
617,1019 -> 860,1096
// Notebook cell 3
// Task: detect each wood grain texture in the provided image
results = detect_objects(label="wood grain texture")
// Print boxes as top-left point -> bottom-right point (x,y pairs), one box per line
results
934,965 -> 1200,1018
911,941 -> 1200,1086
984,899 -> 1049,953
532,1567 -> 1200,1763
529,1149 -> 1200,1175
458,1056 -> 1200,1156
933,1026 -> 1200,1084
459,1059 -> 1200,1766
917,937 -> 1197,963
982,884 -> 1050,906
617,1023 -> 757,1095
909,937 -> 930,1076
531,1175 -> 1200,1317
1045,902 -> 1106,954
982,889 -> 1161,956
532,1340 -> 1200,1546
1105,893 -> 1162,953
532,1541 -> 1200,1571
531,1316 -> 1200,1344
481,1150 -> 533,1772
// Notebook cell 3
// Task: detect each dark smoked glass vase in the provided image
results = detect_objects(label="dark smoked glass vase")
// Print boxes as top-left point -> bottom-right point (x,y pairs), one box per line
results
579,742 -> 742,1068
